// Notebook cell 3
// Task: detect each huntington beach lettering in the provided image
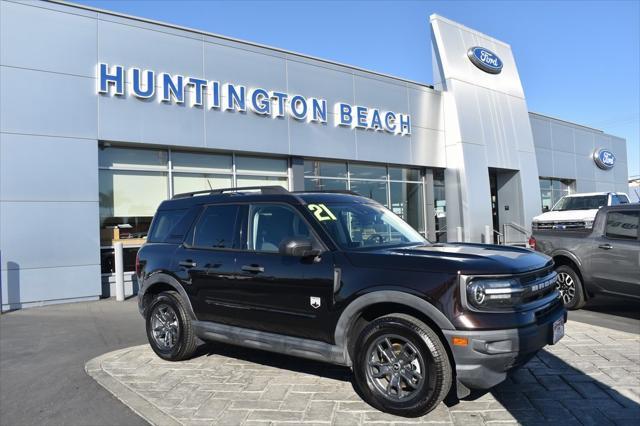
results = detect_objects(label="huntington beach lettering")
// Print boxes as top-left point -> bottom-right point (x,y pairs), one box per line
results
467,47 -> 503,74
96,63 -> 411,136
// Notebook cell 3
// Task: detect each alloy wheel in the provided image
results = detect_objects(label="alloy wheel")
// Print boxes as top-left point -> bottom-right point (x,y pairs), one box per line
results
365,334 -> 426,402
556,272 -> 576,305
150,303 -> 180,350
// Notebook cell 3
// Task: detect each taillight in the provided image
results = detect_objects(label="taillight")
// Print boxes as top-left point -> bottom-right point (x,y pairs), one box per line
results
528,236 -> 537,251
135,252 -> 141,276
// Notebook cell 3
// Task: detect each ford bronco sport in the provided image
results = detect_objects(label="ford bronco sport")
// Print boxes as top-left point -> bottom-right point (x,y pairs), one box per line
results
137,186 -> 566,417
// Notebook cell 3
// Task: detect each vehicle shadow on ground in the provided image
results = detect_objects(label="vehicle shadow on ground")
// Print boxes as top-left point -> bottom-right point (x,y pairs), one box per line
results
194,341 -> 638,423
463,349 -> 639,424
582,297 -> 640,321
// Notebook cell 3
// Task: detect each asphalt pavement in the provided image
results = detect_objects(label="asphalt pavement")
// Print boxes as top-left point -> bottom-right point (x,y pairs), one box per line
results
568,295 -> 640,334
0,298 -> 148,426
0,294 -> 638,426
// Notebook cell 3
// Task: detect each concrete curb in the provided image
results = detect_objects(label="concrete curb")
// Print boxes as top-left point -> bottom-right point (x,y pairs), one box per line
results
85,345 -> 181,426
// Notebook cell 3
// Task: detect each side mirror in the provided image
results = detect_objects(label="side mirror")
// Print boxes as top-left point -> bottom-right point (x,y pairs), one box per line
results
543,206 -> 550,212
279,238 -> 321,258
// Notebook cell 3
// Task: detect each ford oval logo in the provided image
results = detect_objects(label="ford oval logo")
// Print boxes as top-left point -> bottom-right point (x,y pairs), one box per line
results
593,148 -> 615,170
467,47 -> 503,74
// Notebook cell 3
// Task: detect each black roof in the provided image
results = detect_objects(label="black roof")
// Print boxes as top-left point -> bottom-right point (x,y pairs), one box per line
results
158,186 -> 374,210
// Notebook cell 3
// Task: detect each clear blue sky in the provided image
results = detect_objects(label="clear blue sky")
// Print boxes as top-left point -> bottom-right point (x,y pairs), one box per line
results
76,0 -> 639,177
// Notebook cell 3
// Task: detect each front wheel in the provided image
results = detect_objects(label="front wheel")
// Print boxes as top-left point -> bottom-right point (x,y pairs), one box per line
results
352,314 -> 452,417
145,291 -> 198,361
555,265 -> 586,310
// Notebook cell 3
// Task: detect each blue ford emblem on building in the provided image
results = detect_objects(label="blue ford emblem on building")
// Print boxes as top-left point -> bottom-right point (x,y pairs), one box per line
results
593,148 -> 615,170
467,47 -> 503,74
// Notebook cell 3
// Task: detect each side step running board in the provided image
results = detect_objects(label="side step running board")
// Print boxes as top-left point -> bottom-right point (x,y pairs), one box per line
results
193,320 -> 350,366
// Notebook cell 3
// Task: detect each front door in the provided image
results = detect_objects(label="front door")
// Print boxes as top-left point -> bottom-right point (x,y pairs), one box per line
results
590,209 -> 640,297
232,203 -> 335,342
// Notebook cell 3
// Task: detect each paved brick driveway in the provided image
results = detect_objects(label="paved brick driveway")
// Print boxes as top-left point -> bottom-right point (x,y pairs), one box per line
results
86,320 -> 639,426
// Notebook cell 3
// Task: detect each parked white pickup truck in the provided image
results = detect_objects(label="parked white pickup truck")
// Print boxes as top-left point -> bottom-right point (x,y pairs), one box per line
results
532,192 -> 630,231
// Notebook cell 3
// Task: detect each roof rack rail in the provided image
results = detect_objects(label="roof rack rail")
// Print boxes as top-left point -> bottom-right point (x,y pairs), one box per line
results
293,189 -> 362,196
172,185 -> 290,199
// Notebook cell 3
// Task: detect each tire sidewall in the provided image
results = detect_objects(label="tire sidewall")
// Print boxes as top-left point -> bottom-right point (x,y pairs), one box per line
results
556,265 -> 584,310
145,293 -> 188,360
353,317 -> 441,416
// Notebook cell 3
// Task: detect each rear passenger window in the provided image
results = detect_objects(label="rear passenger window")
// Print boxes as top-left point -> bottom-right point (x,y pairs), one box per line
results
193,205 -> 239,248
605,211 -> 639,240
148,209 -> 187,242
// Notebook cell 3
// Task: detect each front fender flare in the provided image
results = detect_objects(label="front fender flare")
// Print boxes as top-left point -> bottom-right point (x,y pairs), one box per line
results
333,290 -> 455,359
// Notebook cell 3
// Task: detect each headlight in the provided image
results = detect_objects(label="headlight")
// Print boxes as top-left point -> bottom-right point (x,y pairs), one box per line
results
466,278 -> 523,310
584,220 -> 594,229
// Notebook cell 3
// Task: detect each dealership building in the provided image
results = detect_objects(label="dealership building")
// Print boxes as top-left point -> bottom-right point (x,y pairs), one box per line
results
0,0 -> 630,310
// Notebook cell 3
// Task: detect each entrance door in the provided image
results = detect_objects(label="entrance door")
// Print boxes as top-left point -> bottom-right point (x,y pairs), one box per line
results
489,169 -> 500,243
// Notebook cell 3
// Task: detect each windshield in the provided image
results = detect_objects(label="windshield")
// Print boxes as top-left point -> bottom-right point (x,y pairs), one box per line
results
552,195 -> 607,211
306,202 -> 427,249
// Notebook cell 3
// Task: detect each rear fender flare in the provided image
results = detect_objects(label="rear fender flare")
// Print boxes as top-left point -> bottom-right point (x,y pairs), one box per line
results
142,273 -> 197,320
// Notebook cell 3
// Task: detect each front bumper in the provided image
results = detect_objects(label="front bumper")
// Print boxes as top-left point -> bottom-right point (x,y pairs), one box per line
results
443,302 -> 566,390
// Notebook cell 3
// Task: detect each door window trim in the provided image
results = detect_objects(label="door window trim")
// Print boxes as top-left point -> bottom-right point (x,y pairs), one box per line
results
243,202 -> 328,254
603,210 -> 640,241
186,203 -> 243,251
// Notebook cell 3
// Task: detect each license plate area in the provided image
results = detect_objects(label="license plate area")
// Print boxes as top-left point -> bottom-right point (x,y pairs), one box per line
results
551,318 -> 564,344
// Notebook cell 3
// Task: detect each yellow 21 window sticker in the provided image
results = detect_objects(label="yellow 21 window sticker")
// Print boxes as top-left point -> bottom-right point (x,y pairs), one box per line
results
308,204 -> 337,221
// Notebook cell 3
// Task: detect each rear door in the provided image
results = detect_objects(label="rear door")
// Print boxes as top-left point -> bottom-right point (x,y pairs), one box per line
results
174,203 -> 241,323
590,209 -> 640,297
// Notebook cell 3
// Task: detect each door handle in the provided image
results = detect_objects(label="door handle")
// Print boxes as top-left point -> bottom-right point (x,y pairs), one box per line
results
179,260 -> 197,268
598,244 -> 613,250
241,264 -> 264,273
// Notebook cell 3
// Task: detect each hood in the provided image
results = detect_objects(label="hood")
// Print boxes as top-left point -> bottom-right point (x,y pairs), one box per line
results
346,243 -> 552,276
533,209 -> 598,223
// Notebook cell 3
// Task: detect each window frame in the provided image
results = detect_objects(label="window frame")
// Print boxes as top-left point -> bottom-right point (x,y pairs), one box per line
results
242,202 -> 328,254
186,203 -> 243,251
603,210 -> 640,241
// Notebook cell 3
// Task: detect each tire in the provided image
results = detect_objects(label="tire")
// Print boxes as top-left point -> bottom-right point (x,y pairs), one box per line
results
555,265 -> 586,310
352,314 -> 452,418
145,291 -> 198,361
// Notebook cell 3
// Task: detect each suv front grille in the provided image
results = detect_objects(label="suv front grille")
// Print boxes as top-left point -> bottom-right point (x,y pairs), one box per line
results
517,266 -> 558,305
534,221 -> 586,230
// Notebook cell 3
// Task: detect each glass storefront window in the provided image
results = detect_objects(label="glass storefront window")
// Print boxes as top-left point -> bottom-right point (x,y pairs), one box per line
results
99,170 -> 168,242
539,178 -> 572,212
172,151 -> 232,172
349,164 -> 387,180
99,145 -> 289,274
99,146 -> 167,168
236,175 -> 288,188
173,173 -> 234,195
389,167 -> 421,182
390,182 -> 425,234
236,156 -> 288,174
304,160 -> 348,178
350,180 -> 388,206
304,178 -> 348,191
433,169 -> 447,242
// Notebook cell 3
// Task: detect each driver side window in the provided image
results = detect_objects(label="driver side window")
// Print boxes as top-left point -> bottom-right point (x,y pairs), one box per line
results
249,204 -> 317,253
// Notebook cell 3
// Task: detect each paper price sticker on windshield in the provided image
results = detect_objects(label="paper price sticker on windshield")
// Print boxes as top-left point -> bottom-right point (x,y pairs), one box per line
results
308,204 -> 336,221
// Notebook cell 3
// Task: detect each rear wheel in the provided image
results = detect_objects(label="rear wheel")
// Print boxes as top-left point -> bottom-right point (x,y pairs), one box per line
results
145,291 -> 198,361
556,265 -> 586,310
352,314 -> 452,418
